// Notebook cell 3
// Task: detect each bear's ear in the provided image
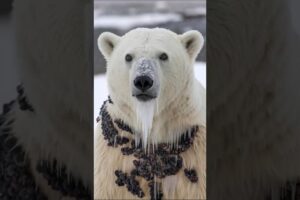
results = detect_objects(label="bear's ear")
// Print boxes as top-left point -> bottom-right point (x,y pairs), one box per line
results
97,32 -> 121,59
179,30 -> 204,60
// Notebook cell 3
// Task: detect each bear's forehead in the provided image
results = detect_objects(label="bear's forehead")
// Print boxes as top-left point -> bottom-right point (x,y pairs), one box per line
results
117,30 -> 181,54
122,28 -> 178,44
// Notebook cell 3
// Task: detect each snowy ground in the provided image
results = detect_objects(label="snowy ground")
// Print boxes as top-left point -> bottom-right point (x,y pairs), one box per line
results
94,62 -> 206,127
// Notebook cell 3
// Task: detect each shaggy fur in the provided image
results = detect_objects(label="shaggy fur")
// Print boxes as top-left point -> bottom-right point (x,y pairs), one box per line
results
94,28 -> 206,199
12,0 -> 93,198
208,0 -> 300,199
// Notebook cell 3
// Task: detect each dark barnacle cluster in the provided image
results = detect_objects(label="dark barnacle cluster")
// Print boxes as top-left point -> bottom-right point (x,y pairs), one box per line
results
123,125 -> 199,157
121,139 -> 142,156
184,169 -> 198,183
132,154 -> 183,180
148,181 -> 163,200
96,116 -> 100,123
115,170 -> 145,198
96,96 -> 113,123
108,95 -> 114,104
114,119 -> 134,134
171,125 -> 199,154
100,102 -> 129,146
2,100 -> 15,115
17,85 -> 34,112
36,159 -> 91,199
121,146 -> 136,155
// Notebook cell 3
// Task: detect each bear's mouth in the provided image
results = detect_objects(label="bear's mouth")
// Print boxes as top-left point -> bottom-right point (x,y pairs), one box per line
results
133,94 -> 156,102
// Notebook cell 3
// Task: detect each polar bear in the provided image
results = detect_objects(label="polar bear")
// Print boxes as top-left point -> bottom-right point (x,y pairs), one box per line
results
94,28 -> 206,199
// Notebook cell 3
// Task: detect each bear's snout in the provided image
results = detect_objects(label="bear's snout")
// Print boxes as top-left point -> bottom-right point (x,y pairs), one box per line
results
131,58 -> 160,102
134,76 -> 153,92
133,75 -> 155,101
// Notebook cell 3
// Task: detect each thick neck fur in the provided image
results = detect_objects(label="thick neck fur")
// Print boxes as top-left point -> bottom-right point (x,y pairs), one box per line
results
110,75 -> 204,145
208,0 -> 300,199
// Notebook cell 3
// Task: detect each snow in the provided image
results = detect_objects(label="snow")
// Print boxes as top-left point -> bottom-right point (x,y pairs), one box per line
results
94,13 -> 182,29
94,62 -> 206,126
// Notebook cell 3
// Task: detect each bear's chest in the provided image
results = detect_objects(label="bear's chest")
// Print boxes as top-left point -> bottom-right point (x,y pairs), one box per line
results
96,100 -> 202,199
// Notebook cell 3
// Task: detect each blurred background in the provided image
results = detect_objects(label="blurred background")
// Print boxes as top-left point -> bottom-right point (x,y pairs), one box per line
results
94,0 -> 207,123
0,0 -> 19,107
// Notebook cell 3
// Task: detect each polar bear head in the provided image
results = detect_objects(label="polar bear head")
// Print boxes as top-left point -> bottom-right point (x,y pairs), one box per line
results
98,28 -> 203,114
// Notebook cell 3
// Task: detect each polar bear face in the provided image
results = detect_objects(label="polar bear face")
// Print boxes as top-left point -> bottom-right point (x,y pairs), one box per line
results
98,28 -> 203,112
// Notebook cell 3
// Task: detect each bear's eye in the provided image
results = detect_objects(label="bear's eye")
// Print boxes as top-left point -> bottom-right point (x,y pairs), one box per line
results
159,53 -> 168,61
125,54 -> 133,62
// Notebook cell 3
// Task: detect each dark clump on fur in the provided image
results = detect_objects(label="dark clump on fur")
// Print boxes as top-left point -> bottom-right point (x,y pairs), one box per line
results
96,116 -> 100,123
108,96 -> 114,104
115,170 -> 145,198
97,96 -> 113,125
184,168 -> 198,183
17,85 -> 34,112
100,101 -> 130,146
100,99 -> 200,199
121,140 -> 142,156
36,159 -> 91,199
114,119 -> 134,134
132,153 -> 183,180
0,100 -> 47,200
2,100 -> 15,115
121,146 -> 136,155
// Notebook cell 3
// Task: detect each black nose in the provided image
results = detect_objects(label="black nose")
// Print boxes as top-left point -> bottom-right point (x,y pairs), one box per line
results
134,76 -> 153,92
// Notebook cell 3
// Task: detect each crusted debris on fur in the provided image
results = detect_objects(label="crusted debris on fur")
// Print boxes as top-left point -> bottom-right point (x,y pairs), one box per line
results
99,99 -> 199,199
114,119 -> 134,135
184,168 -> 198,183
16,85 -> 34,112
114,170 -> 145,198
100,101 -> 130,147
